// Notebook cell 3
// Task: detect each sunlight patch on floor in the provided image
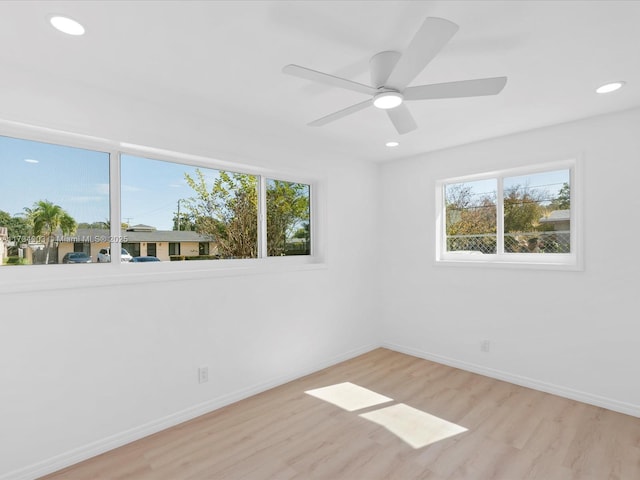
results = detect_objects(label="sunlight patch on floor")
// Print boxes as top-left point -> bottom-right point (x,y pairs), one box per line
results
359,403 -> 468,448
305,382 -> 468,449
305,382 -> 394,412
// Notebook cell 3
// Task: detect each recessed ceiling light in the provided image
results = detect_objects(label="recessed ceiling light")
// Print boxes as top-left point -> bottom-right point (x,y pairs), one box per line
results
24,158 -> 39,164
50,16 -> 85,36
385,141 -> 399,147
596,81 -> 625,94
373,92 -> 403,109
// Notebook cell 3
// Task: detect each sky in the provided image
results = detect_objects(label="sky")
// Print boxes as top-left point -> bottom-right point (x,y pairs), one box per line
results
0,135 -> 109,224
121,154 -> 223,230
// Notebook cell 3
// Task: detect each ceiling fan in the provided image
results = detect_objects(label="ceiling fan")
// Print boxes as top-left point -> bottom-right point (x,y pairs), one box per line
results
282,17 -> 507,135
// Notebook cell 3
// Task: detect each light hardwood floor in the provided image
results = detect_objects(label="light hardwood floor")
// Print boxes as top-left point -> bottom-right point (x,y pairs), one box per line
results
41,348 -> 640,479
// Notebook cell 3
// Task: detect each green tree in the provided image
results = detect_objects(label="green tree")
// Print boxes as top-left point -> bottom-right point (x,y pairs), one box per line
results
502,184 -> 549,252
266,180 -> 310,256
548,182 -> 570,211
181,170 -> 311,258
182,169 -> 257,258
0,210 -> 9,226
171,212 -> 196,232
27,200 -> 77,264
446,197 -> 497,236
294,223 -> 310,240
0,210 -> 32,251
445,184 -> 496,235
77,220 -> 110,229
503,184 -> 545,233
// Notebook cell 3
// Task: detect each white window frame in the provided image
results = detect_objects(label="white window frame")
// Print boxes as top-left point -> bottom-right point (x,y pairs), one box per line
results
435,158 -> 583,270
0,119 -> 325,294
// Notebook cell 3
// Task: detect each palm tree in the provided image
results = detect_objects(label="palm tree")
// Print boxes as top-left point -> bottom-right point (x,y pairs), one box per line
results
28,200 -> 77,264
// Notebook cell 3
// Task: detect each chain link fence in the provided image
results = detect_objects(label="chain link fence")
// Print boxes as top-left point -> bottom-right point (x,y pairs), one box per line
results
447,231 -> 570,254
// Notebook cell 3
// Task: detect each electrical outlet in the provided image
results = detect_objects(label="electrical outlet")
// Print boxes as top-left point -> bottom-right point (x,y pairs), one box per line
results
480,340 -> 491,353
198,366 -> 209,384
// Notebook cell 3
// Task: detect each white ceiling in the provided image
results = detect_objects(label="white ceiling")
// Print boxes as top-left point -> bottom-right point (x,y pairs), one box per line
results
1,0 -> 639,162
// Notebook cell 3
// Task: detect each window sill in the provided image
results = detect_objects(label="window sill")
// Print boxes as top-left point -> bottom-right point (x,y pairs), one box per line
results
0,256 -> 327,295
435,255 -> 582,271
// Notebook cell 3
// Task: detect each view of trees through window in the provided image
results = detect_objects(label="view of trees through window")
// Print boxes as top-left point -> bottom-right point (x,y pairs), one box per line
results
120,155 -> 311,261
445,169 -> 571,254
0,135 -> 311,267
266,179 -> 310,256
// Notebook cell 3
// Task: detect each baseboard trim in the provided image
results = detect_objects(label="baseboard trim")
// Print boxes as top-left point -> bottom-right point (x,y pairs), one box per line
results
382,342 -> 640,419
1,343 -> 379,480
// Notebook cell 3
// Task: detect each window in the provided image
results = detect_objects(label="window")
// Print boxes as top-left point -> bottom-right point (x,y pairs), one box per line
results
503,170 -> 571,254
0,135 -> 109,267
121,155 -> 258,261
169,243 -> 180,256
437,160 -> 579,268
73,242 -> 90,255
0,129 -> 316,273
122,242 -> 140,258
444,178 -> 497,254
266,179 -> 311,256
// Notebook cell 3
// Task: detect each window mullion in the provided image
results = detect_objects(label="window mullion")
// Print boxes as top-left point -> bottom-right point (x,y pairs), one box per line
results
496,176 -> 504,255
109,151 -> 122,264
257,175 -> 267,258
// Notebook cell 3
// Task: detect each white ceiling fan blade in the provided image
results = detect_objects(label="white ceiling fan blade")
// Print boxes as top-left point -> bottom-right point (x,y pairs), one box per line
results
308,99 -> 373,127
369,51 -> 401,87
387,104 -> 417,135
385,17 -> 459,91
404,77 -> 508,100
283,64 -> 377,96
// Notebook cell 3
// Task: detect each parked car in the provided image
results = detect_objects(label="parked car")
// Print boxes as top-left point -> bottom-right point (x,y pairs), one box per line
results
97,247 -> 133,263
130,256 -> 161,263
62,252 -> 92,264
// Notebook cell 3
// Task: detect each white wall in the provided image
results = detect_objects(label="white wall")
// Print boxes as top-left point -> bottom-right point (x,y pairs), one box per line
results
0,71 -> 381,479
378,107 -> 640,417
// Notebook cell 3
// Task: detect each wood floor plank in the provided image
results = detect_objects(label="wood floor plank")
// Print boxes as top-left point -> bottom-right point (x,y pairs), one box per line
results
39,348 -> 640,480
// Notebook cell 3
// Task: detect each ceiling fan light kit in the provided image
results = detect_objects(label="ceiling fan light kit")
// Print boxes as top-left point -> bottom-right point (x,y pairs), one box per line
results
283,17 -> 507,135
373,91 -> 404,109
